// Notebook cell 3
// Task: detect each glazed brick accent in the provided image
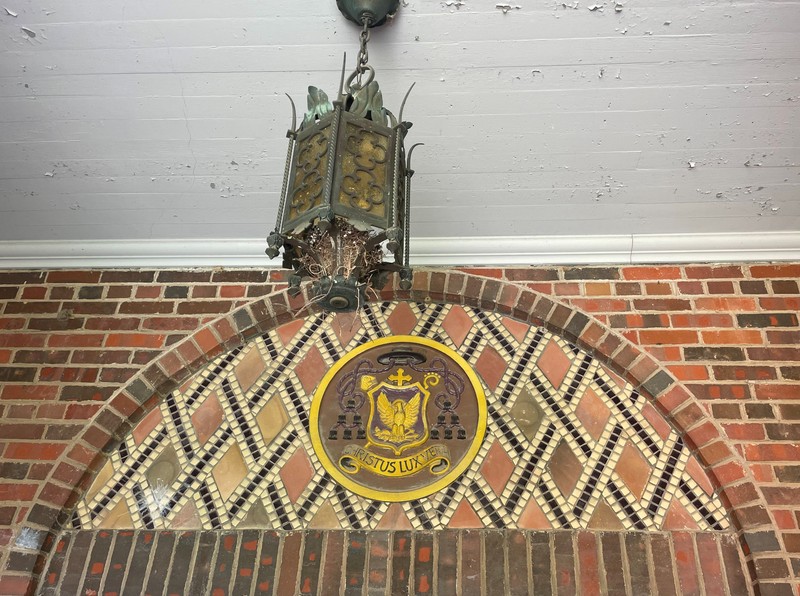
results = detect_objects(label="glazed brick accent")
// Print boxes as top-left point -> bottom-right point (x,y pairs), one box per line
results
0,264 -> 798,593
40,529 -> 749,596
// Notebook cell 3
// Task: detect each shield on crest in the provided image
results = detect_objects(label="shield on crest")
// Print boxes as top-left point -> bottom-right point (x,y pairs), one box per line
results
366,375 -> 430,456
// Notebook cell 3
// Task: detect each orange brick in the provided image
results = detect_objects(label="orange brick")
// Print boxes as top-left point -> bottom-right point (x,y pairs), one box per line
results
220,285 -> 247,298
135,286 -> 161,299
104,333 -> 166,348
622,266 -> 683,280
644,282 -> 672,295
667,365 -> 710,381
760,297 -> 800,311
722,423 -> 766,441
639,329 -> 699,345
750,264 -> 800,278
569,298 -> 630,312
694,297 -> 757,311
584,282 -> 612,296
701,330 -> 763,345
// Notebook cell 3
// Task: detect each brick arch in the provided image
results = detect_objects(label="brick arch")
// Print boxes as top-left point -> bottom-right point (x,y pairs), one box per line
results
11,269 -> 785,594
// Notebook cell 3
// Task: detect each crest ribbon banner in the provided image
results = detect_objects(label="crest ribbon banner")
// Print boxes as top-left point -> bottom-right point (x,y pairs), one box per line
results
339,444 -> 451,478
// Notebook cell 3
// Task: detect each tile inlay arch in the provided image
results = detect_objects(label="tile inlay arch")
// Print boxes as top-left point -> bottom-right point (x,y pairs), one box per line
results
12,270 -> 785,593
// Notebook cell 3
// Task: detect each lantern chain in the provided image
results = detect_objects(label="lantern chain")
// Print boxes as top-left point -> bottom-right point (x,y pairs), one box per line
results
354,20 -> 371,85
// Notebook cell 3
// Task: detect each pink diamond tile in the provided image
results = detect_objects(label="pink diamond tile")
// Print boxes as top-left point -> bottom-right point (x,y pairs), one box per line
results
330,312 -> 363,348
377,504 -> 414,530
538,339 -> 572,389
501,316 -> 529,343
615,443 -> 651,499
574,387 -> 611,441
171,500 -> 202,529
234,346 -> 267,393
518,499 -> 552,529
480,440 -> 515,496
441,306 -> 474,348
132,406 -> 163,445
386,302 -> 418,335
276,319 -> 305,347
685,455 -> 715,496
641,403 -> 672,441
474,345 -> 506,391
280,448 -> 315,503
448,500 -> 483,528
294,346 -> 327,393
191,392 -> 224,446
664,499 -> 700,530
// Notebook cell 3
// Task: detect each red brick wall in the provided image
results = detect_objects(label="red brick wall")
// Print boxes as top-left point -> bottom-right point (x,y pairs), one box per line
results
0,264 -> 798,594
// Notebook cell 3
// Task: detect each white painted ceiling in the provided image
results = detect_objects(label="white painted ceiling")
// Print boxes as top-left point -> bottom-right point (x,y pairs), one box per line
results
1,0 -> 799,266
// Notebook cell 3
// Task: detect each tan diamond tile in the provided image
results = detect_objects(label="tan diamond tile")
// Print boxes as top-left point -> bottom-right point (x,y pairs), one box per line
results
213,442 -> 247,501
308,500 -> 341,529
510,387 -> 544,442
550,440 -> 582,497
98,499 -> 133,529
615,443 -> 651,499
587,501 -> 625,530
86,459 -> 114,503
441,306 -> 474,348
256,396 -> 289,444
480,440 -> 515,496
575,387 -> 611,441
240,499 -> 271,528
234,345 -> 267,393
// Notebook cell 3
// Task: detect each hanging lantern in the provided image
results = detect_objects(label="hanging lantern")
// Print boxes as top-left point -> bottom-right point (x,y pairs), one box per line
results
266,0 -> 418,312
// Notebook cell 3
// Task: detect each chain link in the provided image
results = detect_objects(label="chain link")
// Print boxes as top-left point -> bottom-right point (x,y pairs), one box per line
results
355,21 -> 371,82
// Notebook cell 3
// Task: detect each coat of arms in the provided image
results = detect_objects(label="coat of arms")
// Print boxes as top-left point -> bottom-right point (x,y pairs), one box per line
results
309,336 -> 487,502
363,368 -> 439,455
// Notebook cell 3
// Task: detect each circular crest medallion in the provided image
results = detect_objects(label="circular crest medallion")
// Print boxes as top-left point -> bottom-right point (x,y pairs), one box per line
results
310,336 -> 487,501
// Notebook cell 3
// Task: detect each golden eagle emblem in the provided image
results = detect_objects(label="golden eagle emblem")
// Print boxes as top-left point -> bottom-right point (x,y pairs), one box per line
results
365,367 -> 438,456
373,392 -> 422,445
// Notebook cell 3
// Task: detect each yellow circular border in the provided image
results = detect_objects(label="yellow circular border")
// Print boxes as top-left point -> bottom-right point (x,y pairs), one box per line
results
309,335 -> 488,502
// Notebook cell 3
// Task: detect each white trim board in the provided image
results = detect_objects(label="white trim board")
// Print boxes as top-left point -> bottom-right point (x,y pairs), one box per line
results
0,232 -> 798,269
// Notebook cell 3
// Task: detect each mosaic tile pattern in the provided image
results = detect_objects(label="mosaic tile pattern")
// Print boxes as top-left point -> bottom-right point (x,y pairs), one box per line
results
73,303 -> 730,532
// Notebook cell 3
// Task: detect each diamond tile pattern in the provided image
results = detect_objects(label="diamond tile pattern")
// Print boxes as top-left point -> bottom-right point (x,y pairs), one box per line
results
73,303 -> 729,532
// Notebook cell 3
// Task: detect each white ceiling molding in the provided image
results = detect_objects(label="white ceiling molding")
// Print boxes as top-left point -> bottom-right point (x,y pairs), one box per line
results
0,232 -> 797,269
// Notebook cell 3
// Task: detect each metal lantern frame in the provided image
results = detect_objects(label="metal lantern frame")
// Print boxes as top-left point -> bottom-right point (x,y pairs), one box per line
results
266,0 -> 417,312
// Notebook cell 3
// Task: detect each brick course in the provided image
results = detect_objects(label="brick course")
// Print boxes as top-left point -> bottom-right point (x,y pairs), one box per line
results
42,529 -> 747,595
0,264 -> 798,593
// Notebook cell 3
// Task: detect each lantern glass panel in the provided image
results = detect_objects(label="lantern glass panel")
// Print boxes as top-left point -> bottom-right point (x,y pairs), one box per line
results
286,122 -> 332,227
338,121 -> 389,219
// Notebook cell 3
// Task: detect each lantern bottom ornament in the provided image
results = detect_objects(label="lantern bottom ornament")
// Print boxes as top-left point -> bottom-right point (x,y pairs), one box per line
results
266,6 -> 418,312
